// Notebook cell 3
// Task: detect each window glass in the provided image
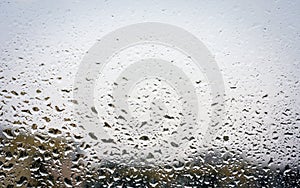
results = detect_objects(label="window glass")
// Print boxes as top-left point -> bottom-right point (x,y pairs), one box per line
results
1,0 -> 299,187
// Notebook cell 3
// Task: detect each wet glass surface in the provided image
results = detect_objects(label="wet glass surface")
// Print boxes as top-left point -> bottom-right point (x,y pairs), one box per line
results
0,0 -> 299,187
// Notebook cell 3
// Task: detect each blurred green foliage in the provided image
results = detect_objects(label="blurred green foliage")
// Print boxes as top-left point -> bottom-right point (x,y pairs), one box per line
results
0,130 -> 299,187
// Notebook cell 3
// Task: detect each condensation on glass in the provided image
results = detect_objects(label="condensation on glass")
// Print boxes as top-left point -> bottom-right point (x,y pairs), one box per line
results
0,0 -> 299,187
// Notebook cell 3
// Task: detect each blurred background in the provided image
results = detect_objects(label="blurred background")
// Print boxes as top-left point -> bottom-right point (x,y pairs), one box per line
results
0,0 -> 299,187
